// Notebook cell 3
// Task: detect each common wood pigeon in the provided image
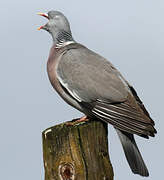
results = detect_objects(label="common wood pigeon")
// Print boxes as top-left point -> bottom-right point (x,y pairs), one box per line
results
38,11 -> 157,177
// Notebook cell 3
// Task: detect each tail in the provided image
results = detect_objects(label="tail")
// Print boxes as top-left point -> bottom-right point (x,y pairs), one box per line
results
115,129 -> 149,177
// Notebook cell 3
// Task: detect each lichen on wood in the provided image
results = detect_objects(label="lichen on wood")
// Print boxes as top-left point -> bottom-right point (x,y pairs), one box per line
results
42,118 -> 114,180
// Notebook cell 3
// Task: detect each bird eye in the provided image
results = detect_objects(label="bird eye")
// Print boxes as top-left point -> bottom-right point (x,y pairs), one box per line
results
55,15 -> 60,19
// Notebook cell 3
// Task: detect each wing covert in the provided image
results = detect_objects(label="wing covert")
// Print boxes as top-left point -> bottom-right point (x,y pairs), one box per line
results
56,46 -> 129,103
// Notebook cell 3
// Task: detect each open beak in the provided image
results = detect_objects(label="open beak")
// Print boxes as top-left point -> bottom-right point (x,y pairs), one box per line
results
37,12 -> 49,19
37,12 -> 49,30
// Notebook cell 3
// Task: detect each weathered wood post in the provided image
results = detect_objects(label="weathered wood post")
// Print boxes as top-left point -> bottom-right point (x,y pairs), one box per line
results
42,118 -> 114,180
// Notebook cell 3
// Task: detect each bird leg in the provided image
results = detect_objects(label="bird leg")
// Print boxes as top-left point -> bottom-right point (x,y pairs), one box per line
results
66,116 -> 89,126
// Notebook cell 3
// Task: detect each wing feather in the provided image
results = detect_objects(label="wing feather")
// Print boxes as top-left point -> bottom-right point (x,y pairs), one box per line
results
91,94 -> 156,137
56,44 -> 156,137
57,45 -> 129,103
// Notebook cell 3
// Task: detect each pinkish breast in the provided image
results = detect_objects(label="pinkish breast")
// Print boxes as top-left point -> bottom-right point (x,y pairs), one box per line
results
47,46 -> 64,97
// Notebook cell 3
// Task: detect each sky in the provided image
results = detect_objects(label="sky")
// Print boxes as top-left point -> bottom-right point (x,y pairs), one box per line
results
0,0 -> 163,179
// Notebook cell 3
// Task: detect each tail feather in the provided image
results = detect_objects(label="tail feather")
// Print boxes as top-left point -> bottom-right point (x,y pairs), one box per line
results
116,129 -> 149,177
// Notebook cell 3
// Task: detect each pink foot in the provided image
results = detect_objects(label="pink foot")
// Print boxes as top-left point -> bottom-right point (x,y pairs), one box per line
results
66,116 -> 89,126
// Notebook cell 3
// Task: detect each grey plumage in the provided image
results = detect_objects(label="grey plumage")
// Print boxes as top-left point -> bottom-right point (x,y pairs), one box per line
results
57,45 -> 128,103
56,44 -> 156,138
116,129 -> 149,176
38,10 -> 157,177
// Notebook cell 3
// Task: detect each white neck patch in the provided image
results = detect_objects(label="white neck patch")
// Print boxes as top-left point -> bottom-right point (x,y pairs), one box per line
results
56,41 -> 75,49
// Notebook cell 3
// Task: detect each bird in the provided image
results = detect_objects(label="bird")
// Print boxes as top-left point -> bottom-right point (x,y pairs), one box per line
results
38,11 -> 157,177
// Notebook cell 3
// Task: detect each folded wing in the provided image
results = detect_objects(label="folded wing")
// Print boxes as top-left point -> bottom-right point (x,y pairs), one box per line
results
57,44 -> 156,137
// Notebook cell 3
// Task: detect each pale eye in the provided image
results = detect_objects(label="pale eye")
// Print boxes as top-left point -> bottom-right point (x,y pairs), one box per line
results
55,15 -> 60,19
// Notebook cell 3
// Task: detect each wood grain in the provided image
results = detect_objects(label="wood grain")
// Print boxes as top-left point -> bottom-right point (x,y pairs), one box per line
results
42,118 -> 114,180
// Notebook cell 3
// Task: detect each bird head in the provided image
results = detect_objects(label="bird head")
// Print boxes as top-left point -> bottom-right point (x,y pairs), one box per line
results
37,11 -> 73,43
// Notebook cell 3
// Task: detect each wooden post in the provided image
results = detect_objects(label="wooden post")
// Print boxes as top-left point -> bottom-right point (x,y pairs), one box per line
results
42,118 -> 114,180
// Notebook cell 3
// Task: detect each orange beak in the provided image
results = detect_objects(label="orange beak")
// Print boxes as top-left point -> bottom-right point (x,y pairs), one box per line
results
37,26 -> 44,30
37,12 -> 49,30
37,12 -> 49,19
